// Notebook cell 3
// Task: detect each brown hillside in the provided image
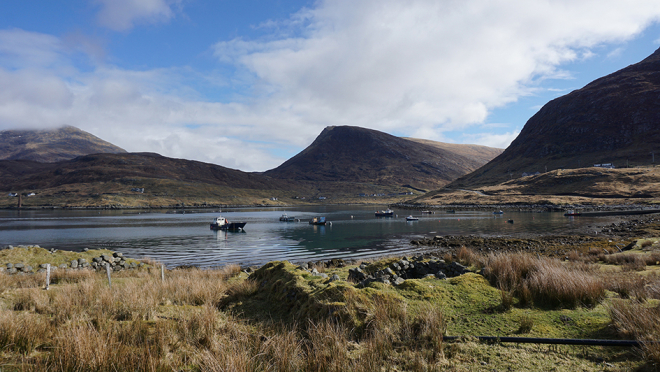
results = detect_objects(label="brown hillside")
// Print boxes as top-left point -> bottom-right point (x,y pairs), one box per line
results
0,152 -> 290,192
0,126 -> 126,163
452,47 -> 660,188
264,126 -> 502,190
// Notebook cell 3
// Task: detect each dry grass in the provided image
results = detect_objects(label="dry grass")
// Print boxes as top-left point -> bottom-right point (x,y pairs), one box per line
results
483,252 -> 605,309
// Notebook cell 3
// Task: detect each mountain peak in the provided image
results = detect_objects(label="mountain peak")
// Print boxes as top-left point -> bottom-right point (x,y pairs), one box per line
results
0,126 -> 126,163
265,125 -> 502,189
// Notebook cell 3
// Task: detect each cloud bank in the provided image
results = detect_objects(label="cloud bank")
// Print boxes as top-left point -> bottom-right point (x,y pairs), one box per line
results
0,1 -> 659,171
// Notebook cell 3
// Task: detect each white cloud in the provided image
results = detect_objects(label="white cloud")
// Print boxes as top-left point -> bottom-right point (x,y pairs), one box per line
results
214,0 -> 660,138
463,130 -> 522,149
95,0 -> 182,31
1,1 -> 660,171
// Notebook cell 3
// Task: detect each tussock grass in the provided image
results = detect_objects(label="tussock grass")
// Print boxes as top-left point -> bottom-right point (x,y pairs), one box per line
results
483,251 -> 605,309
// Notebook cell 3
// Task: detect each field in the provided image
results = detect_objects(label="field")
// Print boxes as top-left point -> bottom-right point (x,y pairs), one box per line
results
2,238 -> 660,371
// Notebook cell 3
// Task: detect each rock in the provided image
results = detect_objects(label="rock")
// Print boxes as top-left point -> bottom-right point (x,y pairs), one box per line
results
83,247 -> 89,252
5,245 -> 13,250
102,254 -> 113,262
77,258 -> 87,265
70,260 -> 78,269
6,263 -> 13,269
393,277 -> 405,286
113,252 -> 123,258
8,268 -> 17,274
435,271 -> 447,279
93,257 -> 102,263
329,274 -> 341,282
14,263 -> 24,269
39,264 -> 49,269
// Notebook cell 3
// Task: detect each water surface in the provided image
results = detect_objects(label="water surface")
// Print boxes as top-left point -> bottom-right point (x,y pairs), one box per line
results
0,206 -> 608,268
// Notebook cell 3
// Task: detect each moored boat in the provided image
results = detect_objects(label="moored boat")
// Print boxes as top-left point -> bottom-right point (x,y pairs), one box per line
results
375,209 -> 394,217
405,215 -> 419,221
210,216 -> 246,231
309,216 -> 327,225
563,210 -> 581,216
279,213 -> 297,222
421,210 -> 435,214
493,210 -> 504,215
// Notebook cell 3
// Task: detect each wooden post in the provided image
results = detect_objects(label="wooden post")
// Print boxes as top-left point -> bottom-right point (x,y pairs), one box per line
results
161,264 -> 165,282
17,194 -> 22,209
45,264 -> 51,290
106,263 -> 112,288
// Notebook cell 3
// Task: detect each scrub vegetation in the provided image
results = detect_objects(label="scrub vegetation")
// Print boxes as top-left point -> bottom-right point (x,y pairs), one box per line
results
1,243 -> 660,371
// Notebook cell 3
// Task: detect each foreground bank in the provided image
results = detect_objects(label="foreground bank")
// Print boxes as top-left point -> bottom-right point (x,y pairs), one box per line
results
2,230 -> 660,371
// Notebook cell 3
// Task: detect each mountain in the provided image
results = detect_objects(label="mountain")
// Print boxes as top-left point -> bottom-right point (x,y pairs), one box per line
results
452,47 -> 660,188
0,126 -> 126,163
264,126 -> 503,190
0,152 -> 289,192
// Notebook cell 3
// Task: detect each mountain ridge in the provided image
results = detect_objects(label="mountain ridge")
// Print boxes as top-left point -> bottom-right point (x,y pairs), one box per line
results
265,125 -> 502,190
451,46 -> 660,188
0,126 -> 126,163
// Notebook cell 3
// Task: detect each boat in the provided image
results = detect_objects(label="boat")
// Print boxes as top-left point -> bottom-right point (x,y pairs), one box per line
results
405,215 -> 419,221
493,210 -> 504,215
507,219 -> 514,224
563,210 -> 581,216
210,216 -> 246,231
309,216 -> 327,225
421,210 -> 435,214
375,209 -> 394,217
279,213 -> 297,222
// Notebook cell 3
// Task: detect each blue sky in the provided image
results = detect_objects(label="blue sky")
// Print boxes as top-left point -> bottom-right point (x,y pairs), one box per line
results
1,0 -> 659,171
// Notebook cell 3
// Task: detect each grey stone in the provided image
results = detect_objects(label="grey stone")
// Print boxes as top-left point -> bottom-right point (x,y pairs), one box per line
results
77,258 -> 87,265
24,265 -> 32,272
39,264 -> 49,269
6,263 -> 13,269
59,264 -> 67,269
5,245 -> 13,250
14,263 -> 24,269
113,252 -> 123,258
83,248 -> 89,252
393,277 -> 405,286
435,271 -> 447,280
93,257 -> 102,263
8,268 -> 17,274
102,254 -> 113,262
70,260 -> 78,269
329,274 -> 341,282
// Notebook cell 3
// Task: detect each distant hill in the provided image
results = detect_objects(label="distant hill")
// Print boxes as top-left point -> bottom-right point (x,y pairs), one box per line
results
452,47 -> 660,188
264,126 -> 503,190
0,152 -> 290,192
0,126 -> 126,163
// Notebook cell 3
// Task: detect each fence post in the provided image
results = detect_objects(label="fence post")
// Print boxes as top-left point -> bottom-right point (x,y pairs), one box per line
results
161,264 -> 165,282
45,264 -> 51,290
106,263 -> 112,288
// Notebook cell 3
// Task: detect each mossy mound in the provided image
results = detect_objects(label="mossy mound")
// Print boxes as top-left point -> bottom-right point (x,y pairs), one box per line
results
0,245 -> 138,272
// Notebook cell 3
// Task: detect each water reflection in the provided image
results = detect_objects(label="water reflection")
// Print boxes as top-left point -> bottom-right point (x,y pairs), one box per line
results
0,206 -> 608,268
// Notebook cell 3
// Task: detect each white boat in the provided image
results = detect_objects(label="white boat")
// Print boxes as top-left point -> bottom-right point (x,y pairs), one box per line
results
406,215 -> 419,221
279,213 -> 297,222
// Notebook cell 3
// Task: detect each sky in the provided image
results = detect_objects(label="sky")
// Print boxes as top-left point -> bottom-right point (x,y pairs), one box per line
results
1,0 -> 660,172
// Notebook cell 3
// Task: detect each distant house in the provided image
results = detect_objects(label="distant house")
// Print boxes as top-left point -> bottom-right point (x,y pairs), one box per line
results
8,192 -> 17,197
318,196 -> 326,200
594,163 -> 615,169
521,172 -> 540,177
131,188 -> 145,193
270,197 -> 278,201
26,192 -> 35,197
